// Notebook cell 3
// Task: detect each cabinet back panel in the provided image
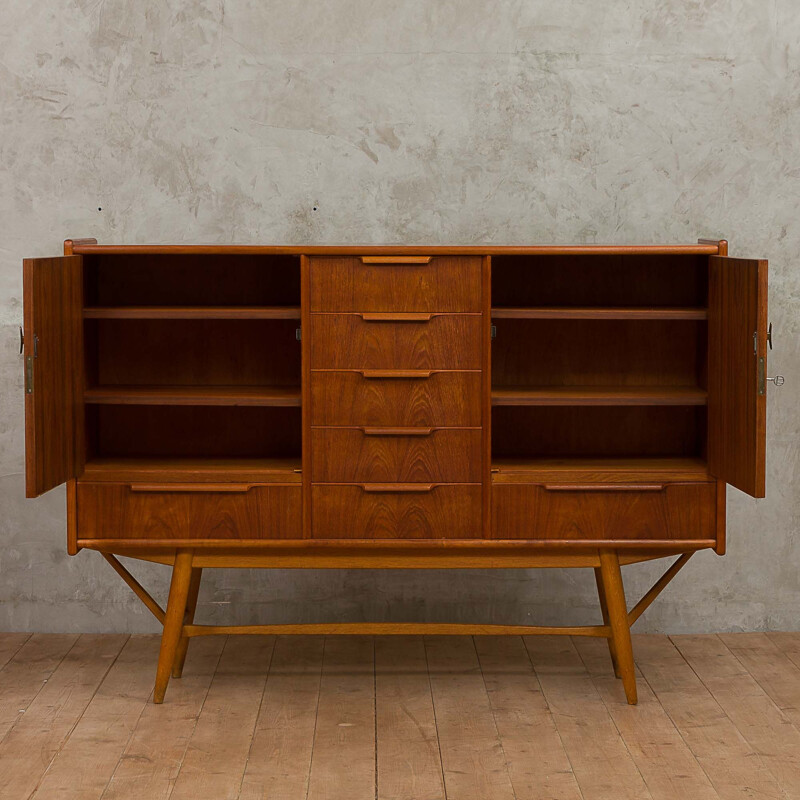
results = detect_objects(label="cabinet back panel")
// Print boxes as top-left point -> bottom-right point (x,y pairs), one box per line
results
84,255 -> 300,307
491,255 -> 707,308
492,406 -> 705,458
492,319 -> 705,387
86,319 -> 300,386
88,406 -> 301,458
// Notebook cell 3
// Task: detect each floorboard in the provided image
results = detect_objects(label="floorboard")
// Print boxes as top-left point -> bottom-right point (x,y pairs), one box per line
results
0,634 -> 128,800
475,635 -> 582,800
170,636 -> 275,800
239,635 -> 324,800
101,636 -> 225,800
0,633 -> 798,800
31,635 -> 159,800
671,633 -> 800,797
523,635 -> 652,800
425,635 -> 516,800
306,636 -> 376,800
634,634 -> 785,800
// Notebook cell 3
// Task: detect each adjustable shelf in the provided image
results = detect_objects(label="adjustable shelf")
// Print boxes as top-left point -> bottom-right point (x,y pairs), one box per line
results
491,306 -> 707,320
80,457 -> 302,483
84,385 -> 302,407
490,457 -> 711,483
84,306 -> 301,319
491,386 -> 708,406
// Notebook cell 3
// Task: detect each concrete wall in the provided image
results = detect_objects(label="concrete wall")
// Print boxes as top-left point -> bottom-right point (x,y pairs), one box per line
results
1,1 -> 797,633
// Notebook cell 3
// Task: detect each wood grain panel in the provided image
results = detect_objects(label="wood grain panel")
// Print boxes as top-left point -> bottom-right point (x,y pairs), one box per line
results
89,318 -> 300,387
309,255 -> 481,312
492,482 -> 716,541
311,371 -> 481,427
77,482 -> 302,540
311,313 -> 481,370
312,484 -> 482,539
491,253 -> 708,308
492,318 -> 704,388
311,427 -> 481,482
492,405 -> 705,459
85,253 -> 300,307
708,256 -> 767,498
90,405 -> 301,459
23,255 -> 82,497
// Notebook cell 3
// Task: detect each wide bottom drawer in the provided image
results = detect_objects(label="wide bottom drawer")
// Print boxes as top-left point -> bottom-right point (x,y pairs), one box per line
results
312,484 -> 483,539
77,482 -> 302,540
492,482 -> 717,541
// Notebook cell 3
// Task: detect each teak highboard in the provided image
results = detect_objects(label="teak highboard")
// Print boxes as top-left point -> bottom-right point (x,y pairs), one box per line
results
23,238 -> 770,704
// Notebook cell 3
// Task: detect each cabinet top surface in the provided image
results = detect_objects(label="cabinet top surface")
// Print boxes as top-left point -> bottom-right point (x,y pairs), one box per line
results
67,243 -> 722,256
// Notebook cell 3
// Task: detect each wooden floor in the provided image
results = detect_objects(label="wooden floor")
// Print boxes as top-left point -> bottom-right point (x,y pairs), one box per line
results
1,633 -> 800,800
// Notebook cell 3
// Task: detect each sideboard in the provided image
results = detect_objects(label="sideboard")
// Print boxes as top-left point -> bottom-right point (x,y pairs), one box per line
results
23,238 -> 771,704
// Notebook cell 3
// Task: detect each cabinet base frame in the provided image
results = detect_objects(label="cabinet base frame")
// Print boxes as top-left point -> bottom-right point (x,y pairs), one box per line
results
99,546 -> 696,706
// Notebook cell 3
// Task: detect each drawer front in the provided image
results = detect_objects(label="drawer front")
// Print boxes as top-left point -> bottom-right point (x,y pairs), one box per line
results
311,427 -> 481,483
492,482 -> 716,541
310,370 -> 481,427
77,482 -> 302,540
311,313 -> 481,370
312,484 -> 483,539
310,256 -> 482,312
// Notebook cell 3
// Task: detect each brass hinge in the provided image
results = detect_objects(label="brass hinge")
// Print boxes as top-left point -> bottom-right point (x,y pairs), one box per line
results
758,356 -> 765,396
25,356 -> 33,394
295,327 -> 301,341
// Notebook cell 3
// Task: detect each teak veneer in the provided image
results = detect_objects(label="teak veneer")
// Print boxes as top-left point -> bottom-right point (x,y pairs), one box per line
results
23,238 -> 770,705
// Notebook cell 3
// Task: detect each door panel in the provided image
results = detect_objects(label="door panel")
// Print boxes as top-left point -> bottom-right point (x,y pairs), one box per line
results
23,256 -> 82,497
708,256 -> 767,497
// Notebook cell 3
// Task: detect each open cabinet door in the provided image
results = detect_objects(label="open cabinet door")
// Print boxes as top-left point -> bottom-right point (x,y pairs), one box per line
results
23,256 -> 82,498
708,256 -> 768,498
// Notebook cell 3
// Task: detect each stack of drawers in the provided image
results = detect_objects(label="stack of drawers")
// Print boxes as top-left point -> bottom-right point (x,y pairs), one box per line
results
308,255 -> 484,539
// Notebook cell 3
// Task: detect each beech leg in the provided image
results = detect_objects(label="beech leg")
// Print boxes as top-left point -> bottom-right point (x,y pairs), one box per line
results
594,567 -> 621,678
172,567 -> 203,679
599,549 -> 637,704
153,549 -> 194,704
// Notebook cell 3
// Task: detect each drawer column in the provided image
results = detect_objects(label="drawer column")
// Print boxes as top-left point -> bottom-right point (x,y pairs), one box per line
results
306,255 -> 485,540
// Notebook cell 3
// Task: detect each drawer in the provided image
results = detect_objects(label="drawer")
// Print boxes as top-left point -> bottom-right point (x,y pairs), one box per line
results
76,482 -> 302,540
310,255 -> 482,312
491,482 -> 717,541
311,427 -> 481,482
311,313 -> 481,370
310,370 -> 482,427
312,483 -> 483,539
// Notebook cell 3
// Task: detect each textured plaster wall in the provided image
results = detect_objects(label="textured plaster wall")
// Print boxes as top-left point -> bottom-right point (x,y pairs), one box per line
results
0,1 -> 797,633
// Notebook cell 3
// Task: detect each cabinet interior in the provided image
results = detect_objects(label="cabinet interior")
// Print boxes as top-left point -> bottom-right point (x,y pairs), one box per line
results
79,254 -> 302,478
491,254 -> 709,473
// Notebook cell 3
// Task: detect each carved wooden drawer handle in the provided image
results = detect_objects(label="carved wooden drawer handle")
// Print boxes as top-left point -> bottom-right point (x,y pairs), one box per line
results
361,427 -> 435,436
360,483 -> 436,493
130,483 -> 254,493
543,484 -> 666,492
359,312 -> 434,322
360,256 -> 432,264
359,370 -> 434,379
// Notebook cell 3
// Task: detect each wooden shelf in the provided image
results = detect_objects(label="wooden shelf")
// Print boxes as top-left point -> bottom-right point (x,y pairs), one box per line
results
491,457 -> 711,483
80,457 -> 302,483
491,307 -> 707,320
85,385 -> 302,407
84,306 -> 301,319
491,386 -> 708,406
